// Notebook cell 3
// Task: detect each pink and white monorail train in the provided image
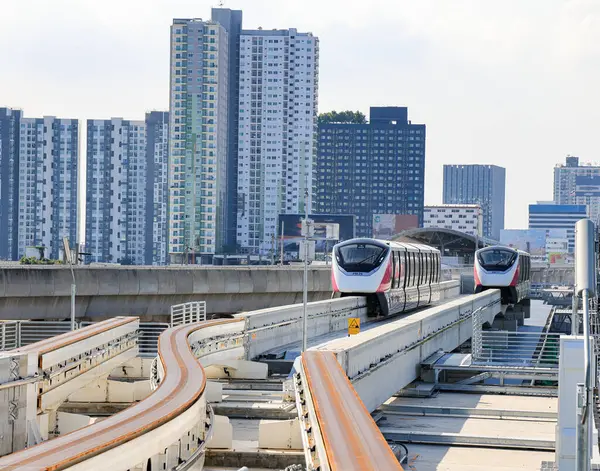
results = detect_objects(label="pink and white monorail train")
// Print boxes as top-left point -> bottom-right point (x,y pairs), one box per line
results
332,238 -> 441,317
474,245 -> 531,304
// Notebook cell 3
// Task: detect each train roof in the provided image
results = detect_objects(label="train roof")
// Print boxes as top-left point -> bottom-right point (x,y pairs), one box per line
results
334,238 -> 440,254
476,245 -> 530,256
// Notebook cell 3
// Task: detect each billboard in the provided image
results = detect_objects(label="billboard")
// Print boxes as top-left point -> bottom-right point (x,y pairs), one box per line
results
499,229 -> 546,256
278,214 -> 355,256
372,214 -> 419,240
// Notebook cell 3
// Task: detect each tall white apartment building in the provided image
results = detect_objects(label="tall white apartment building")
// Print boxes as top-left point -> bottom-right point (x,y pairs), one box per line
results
18,117 -> 79,259
554,155 -> 600,222
423,204 -> 482,237
169,19 -> 229,263
86,112 -> 169,265
236,29 -> 319,254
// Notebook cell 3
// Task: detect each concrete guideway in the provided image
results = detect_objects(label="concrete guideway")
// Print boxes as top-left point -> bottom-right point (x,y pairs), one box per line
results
316,290 -> 502,412
0,318 -> 245,470
0,317 -> 139,457
294,351 -> 403,471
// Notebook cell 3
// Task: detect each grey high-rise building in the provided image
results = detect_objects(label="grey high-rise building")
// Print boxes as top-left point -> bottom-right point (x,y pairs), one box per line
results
211,8 -> 243,251
18,117 -> 79,260
443,164 -> 506,240
86,112 -> 169,265
316,107 -> 425,237
0,107 -> 22,260
553,155 -> 600,223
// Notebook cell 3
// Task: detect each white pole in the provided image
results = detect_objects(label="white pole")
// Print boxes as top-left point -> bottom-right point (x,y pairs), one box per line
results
302,188 -> 309,353
70,284 -> 76,331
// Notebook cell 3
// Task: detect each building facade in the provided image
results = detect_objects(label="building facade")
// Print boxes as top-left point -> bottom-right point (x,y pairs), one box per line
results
18,117 -> 79,260
316,107 -> 425,238
236,29 -> 319,254
553,156 -> 600,223
528,203 -> 587,253
169,18 -> 230,263
0,108 -> 22,260
443,164 -> 505,240
423,204 -> 482,237
86,113 -> 169,265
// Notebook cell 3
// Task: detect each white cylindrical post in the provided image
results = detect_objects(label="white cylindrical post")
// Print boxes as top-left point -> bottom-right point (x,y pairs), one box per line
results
70,283 -> 77,331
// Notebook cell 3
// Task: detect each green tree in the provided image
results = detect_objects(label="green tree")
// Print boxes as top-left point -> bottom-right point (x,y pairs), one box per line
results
318,111 -> 367,125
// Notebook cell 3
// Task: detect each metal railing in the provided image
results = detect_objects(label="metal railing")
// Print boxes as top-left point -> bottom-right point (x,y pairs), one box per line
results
19,321 -> 73,347
473,331 -> 561,367
0,322 -> 19,351
170,301 -> 206,327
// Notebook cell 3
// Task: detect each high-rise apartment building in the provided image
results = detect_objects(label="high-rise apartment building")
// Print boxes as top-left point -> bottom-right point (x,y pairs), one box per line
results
86,112 -> 169,265
169,18 -> 230,263
553,156 -> 600,223
443,164 -> 506,240
0,108 -> 22,261
528,202 -> 587,253
236,29 -> 319,253
17,117 -> 79,260
316,107 -> 425,237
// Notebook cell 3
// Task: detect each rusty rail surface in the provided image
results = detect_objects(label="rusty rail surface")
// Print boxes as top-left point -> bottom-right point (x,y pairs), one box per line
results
302,351 -> 403,471
0,318 -> 241,470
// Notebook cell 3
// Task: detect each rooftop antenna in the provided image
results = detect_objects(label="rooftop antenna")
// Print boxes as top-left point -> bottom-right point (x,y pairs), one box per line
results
218,0 -> 224,6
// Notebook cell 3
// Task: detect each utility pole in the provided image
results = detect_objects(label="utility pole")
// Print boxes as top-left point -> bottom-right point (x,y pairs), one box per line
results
280,221 -> 285,265
63,237 -> 76,331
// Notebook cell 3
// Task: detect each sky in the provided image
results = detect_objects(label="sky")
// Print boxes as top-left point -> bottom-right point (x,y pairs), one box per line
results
2,0 -> 600,229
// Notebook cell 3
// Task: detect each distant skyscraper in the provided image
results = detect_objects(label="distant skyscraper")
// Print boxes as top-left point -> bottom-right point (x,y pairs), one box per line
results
528,203 -> 587,253
443,164 -> 506,240
18,117 -> 79,260
0,107 -> 22,261
236,29 -> 319,254
86,113 -> 169,265
553,156 -> 600,223
169,18 -> 230,263
316,107 -> 425,237
423,204 -> 482,237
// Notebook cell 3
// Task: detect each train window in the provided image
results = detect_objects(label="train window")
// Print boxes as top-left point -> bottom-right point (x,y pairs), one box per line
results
477,248 -> 517,271
394,251 -> 401,289
391,250 -> 397,288
404,252 -> 411,288
335,242 -> 389,273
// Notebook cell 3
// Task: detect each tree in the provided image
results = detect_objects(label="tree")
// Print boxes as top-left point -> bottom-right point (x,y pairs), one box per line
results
317,111 -> 367,125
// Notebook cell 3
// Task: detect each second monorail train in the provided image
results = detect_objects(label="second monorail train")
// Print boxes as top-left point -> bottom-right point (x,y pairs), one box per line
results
332,238 -> 441,317
474,245 -> 531,304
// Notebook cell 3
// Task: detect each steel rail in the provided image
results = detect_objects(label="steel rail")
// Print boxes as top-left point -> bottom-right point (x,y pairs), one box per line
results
0,318 -> 242,470
302,351 -> 403,471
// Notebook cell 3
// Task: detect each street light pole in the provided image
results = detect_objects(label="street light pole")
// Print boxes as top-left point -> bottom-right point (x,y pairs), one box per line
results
302,188 -> 310,353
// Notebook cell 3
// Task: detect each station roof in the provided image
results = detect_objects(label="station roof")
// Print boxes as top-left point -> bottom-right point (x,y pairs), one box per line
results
392,227 -> 497,255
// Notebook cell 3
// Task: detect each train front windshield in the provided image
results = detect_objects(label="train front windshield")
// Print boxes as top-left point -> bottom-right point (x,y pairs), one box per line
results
335,243 -> 388,273
477,248 -> 517,271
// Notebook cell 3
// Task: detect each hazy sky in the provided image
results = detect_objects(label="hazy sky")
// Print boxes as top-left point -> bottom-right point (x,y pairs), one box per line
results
2,0 -> 600,229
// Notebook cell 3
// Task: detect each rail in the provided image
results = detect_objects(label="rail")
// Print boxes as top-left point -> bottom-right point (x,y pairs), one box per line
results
294,351 -> 402,471
0,318 -> 242,470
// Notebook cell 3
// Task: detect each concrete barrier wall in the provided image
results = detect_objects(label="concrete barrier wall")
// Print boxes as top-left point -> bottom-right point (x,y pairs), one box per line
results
0,266 -> 332,321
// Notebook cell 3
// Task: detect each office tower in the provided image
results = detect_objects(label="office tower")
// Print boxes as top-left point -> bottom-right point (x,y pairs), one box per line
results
17,117 -> 79,260
553,155 -> 600,223
316,107 -> 425,237
211,8 -> 243,251
86,113 -> 169,265
443,164 -> 506,240
0,108 -> 22,260
236,29 -> 319,254
423,204 -> 482,237
528,202 -> 587,253
169,19 -> 230,263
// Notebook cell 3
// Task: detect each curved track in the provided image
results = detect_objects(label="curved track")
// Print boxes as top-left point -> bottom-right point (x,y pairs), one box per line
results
0,318 -> 241,471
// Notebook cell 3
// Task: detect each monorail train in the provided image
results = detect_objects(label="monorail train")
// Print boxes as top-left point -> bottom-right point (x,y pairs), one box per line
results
331,238 -> 441,317
474,245 -> 531,304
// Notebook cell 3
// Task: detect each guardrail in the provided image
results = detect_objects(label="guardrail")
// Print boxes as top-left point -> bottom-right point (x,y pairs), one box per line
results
171,301 -> 206,327
0,318 -> 244,470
